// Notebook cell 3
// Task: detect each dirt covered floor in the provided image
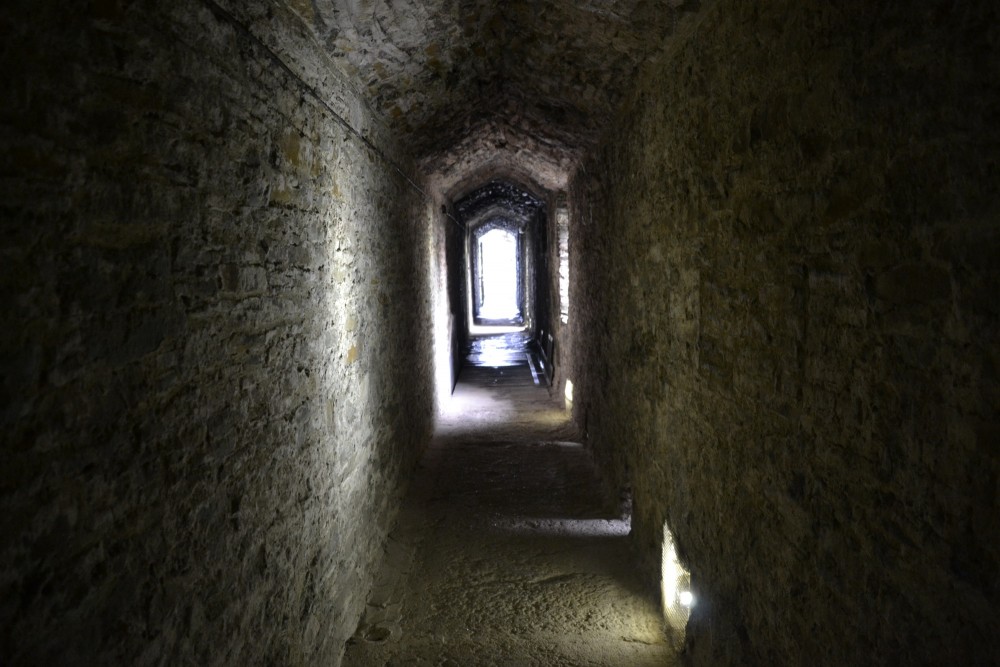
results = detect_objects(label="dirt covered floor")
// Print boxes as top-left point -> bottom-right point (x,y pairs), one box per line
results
342,335 -> 678,666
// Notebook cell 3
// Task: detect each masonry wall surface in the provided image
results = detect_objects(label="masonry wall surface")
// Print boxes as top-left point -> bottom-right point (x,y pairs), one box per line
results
546,201 -> 572,396
1,1 -> 434,664
570,1 -> 1000,664
442,203 -> 467,393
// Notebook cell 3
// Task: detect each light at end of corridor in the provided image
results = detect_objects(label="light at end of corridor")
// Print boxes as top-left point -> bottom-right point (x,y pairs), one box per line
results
661,520 -> 694,640
564,379 -> 574,404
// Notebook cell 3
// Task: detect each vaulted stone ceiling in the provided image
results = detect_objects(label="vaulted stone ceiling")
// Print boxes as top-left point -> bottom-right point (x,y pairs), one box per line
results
284,0 -> 696,189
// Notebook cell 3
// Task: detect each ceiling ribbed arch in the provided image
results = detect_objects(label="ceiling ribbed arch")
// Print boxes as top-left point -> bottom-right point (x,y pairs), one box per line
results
454,180 -> 545,229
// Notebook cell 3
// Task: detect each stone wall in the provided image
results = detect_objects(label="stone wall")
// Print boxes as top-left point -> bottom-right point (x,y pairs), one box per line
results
548,200 -> 572,397
1,0 -> 435,664
441,202 -> 467,394
569,1 -> 1000,664
530,201 -> 554,360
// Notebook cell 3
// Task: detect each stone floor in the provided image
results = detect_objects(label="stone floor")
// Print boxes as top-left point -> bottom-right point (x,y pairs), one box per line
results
342,333 -> 678,666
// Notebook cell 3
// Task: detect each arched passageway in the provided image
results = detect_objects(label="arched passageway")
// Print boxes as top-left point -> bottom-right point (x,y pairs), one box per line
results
3,1 -> 998,666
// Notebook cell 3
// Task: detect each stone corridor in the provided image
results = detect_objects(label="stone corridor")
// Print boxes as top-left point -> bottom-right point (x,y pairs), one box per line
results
3,0 -> 999,665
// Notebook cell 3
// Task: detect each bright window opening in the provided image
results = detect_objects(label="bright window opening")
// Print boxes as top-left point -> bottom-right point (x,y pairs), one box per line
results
557,207 -> 570,324
477,228 -> 520,321
661,520 -> 694,647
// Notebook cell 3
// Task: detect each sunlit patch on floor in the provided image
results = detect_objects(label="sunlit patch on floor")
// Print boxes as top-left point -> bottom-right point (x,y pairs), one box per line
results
435,332 -> 575,442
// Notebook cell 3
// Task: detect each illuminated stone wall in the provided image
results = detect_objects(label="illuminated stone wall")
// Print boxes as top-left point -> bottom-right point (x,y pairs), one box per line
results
569,1 -> 1000,664
0,0 -> 435,664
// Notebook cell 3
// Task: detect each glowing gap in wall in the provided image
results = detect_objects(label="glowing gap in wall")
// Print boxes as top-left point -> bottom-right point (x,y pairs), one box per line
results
478,228 -> 519,320
564,379 -> 574,404
557,206 -> 570,324
661,520 -> 693,641
490,516 -> 629,538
